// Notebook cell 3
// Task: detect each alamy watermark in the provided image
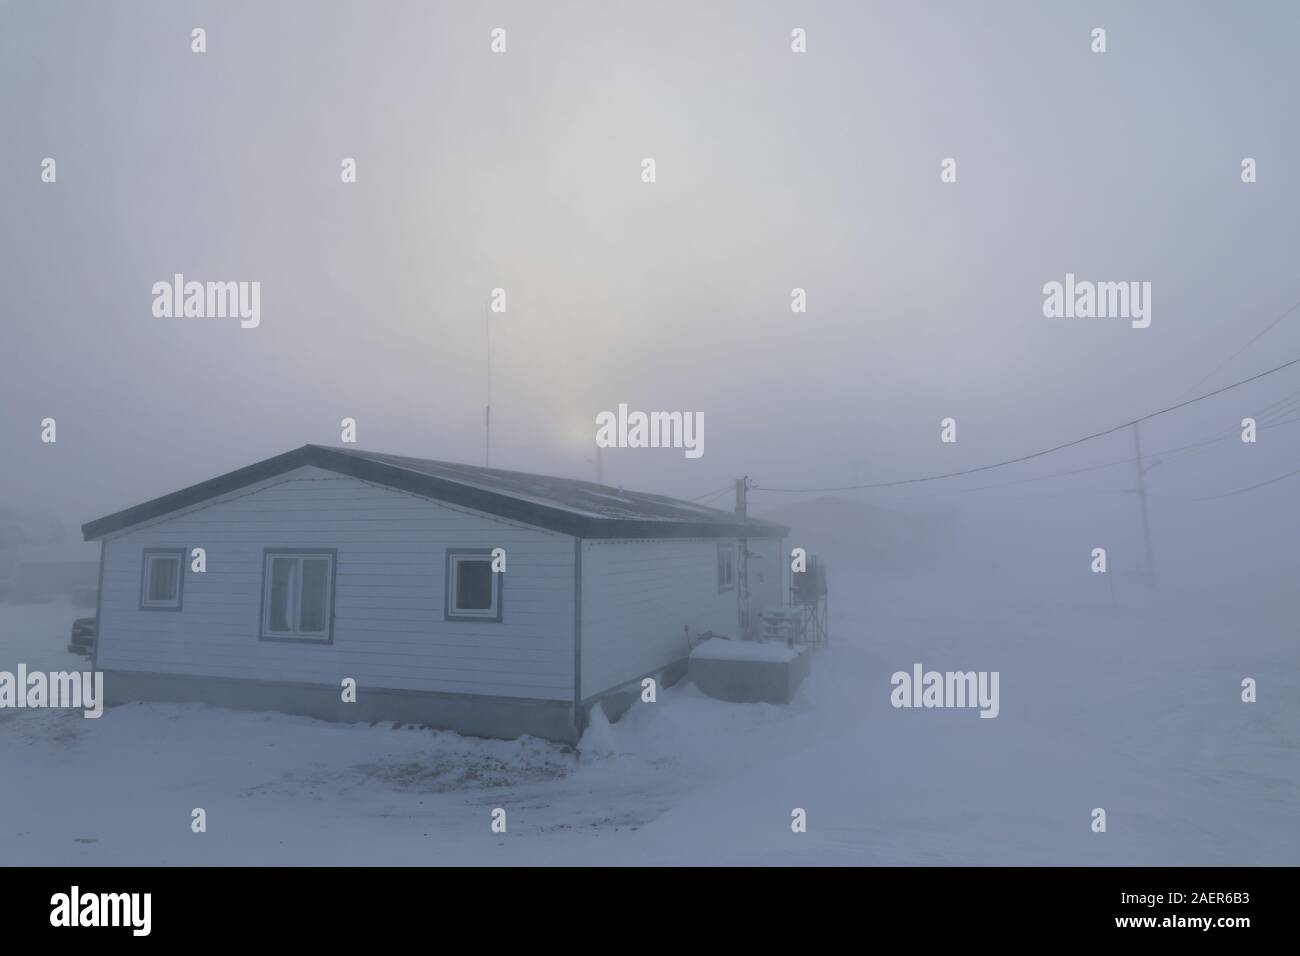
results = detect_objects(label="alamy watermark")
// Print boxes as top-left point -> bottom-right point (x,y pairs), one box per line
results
50,886 -> 150,936
152,274 -> 260,328
1042,273 -> 1151,329
890,663 -> 999,718
0,665 -> 104,718
595,404 -> 704,459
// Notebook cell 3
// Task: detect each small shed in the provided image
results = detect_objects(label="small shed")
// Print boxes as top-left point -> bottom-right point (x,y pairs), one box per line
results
81,445 -> 788,742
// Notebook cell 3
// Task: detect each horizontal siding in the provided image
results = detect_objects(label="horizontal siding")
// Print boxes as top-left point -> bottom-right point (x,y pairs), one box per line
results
98,466 -> 574,701
746,537 -> 785,611
581,538 -> 738,698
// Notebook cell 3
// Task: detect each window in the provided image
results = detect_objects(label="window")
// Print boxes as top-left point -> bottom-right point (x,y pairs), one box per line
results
445,550 -> 502,622
140,549 -> 184,610
717,544 -> 736,592
260,550 -> 336,642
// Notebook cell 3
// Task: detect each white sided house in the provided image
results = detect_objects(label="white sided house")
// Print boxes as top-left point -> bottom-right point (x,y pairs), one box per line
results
82,445 -> 788,742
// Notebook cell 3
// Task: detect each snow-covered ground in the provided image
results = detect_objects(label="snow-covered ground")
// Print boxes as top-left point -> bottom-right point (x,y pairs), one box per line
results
1,582 -> 1296,866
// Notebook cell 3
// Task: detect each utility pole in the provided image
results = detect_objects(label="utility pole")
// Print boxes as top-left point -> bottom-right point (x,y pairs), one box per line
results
735,477 -> 750,639
1132,423 -> 1156,587
484,304 -> 492,468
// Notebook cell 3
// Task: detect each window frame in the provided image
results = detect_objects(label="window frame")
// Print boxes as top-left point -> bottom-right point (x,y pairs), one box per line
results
258,548 -> 337,644
139,548 -> 186,611
444,549 -> 503,623
717,543 -> 736,593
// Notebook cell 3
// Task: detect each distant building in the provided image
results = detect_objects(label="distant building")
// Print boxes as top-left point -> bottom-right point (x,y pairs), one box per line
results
0,541 -> 98,605
82,445 -> 787,742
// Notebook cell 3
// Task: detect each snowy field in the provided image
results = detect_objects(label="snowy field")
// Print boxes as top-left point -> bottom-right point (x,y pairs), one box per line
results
1,574 -> 1297,866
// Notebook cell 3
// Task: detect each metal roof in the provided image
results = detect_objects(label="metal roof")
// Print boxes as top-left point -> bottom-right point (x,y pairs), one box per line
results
82,444 -> 788,541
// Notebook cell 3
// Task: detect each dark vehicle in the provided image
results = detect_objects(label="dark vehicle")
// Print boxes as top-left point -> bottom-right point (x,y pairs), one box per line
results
68,617 -> 96,657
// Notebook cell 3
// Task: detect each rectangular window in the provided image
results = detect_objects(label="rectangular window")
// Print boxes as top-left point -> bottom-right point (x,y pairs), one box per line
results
445,550 -> 502,622
717,544 -> 736,592
260,550 -> 336,642
140,549 -> 184,610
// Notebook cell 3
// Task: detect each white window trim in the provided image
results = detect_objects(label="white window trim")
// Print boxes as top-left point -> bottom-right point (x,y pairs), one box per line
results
446,551 -> 502,621
140,550 -> 184,610
260,550 -> 336,642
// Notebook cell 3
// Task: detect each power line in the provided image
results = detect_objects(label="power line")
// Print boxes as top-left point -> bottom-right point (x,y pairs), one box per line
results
879,409 -> 1300,507
1180,294 -> 1300,399
688,484 -> 734,503
1160,464 -> 1300,502
900,403 -> 1300,499
887,429 -> 1233,499
753,353 -> 1300,495
1254,385 -> 1300,421
696,489 -> 733,507
1262,391 -> 1300,421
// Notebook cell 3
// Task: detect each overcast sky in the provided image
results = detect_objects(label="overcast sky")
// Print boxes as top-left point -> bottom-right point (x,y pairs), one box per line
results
3,0 -> 1299,578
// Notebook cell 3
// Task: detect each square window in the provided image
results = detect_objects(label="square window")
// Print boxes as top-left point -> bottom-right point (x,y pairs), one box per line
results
446,551 -> 502,621
140,549 -> 184,610
261,550 -> 335,642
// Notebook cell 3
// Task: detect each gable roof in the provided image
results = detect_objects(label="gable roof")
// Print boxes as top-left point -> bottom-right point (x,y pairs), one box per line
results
81,444 -> 789,541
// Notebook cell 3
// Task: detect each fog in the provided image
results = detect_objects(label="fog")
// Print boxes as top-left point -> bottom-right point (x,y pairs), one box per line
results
3,0 -> 1299,605
2,0 -> 1299,873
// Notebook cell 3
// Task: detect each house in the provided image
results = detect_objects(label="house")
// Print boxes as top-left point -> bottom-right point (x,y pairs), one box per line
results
81,445 -> 788,742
